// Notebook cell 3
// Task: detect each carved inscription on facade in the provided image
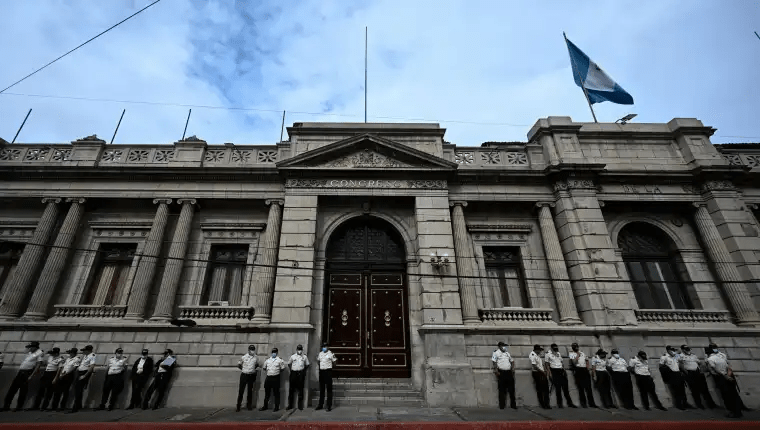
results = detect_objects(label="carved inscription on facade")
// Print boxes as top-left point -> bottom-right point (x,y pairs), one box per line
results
285,179 -> 446,189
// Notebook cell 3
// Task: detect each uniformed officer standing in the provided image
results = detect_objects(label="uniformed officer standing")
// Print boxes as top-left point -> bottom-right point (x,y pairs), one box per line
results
143,349 -> 177,410
529,344 -> 550,409
127,349 -> 154,410
659,345 -> 688,410
608,348 -> 637,410
52,348 -> 80,411
591,349 -> 614,408
260,348 -> 286,411
315,342 -> 337,411
286,344 -> 310,411
545,343 -> 577,408
629,351 -> 667,411
236,345 -> 259,412
707,346 -> 742,418
69,344 -> 96,413
709,343 -> 749,412
569,343 -> 596,408
31,347 -> 65,411
2,341 -> 44,411
97,347 -> 128,411
679,344 -> 716,409
491,341 -> 516,409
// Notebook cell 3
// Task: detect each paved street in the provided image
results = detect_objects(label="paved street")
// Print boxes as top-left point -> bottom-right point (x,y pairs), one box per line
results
0,404 -> 757,424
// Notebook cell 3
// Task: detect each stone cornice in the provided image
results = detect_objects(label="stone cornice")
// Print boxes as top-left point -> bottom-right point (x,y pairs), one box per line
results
88,221 -> 154,230
466,224 -> 533,234
199,222 -> 266,231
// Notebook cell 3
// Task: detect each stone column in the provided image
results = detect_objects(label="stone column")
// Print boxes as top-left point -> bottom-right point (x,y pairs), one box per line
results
22,198 -> 86,320
449,201 -> 480,324
536,202 -> 582,325
150,199 -> 196,321
0,198 -> 61,320
692,203 -> 760,326
125,199 -> 171,321
251,199 -> 284,324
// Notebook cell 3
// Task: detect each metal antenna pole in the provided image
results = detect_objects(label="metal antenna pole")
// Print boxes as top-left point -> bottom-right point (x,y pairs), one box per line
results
110,109 -> 126,144
564,32 -> 598,123
11,109 -> 32,143
182,109 -> 192,140
280,110 -> 286,143
365,26 -> 368,123
755,31 -> 760,41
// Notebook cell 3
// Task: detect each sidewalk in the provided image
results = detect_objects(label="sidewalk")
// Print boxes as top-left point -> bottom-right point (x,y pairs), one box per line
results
0,404 -> 757,427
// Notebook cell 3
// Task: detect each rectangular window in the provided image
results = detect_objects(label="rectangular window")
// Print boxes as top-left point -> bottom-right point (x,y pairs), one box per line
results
202,245 -> 248,306
625,259 -> 691,310
483,247 -> 529,308
83,244 -> 137,305
0,242 -> 25,304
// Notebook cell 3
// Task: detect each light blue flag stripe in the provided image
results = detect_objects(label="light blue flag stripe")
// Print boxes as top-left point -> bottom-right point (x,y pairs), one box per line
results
565,36 -> 634,105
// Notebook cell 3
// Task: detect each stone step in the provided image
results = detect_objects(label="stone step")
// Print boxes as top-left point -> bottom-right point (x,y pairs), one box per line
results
309,378 -> 425,406
313,388 -> 422,397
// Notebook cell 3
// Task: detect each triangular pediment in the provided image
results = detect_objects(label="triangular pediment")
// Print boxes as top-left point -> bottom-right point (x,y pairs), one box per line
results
276,134 -> 457,171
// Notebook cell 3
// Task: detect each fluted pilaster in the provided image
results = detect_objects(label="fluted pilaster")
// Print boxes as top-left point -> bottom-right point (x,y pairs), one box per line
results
450,201 -> 480,324
693,203 -> 760,326
124,199 -> 171,321
251,199 -> 283,324
150,199 -> 196,321
536,202 -> 581,325
0,198 -> 61,319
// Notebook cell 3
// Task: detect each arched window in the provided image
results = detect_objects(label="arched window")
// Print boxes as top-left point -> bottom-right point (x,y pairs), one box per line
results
618,222 -> 694,310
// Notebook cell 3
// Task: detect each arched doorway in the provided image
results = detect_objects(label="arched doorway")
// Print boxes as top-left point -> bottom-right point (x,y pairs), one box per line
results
323,216 -> 411,378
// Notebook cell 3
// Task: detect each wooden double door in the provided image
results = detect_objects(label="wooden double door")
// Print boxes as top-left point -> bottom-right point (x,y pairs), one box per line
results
325,271 -> 411,378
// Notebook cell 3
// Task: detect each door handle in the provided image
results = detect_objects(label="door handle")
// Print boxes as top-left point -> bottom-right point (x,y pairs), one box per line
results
366,331 -> 370,341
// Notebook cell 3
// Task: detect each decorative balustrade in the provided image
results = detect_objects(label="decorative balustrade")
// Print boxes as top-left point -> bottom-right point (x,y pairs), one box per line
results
716,147 -> 760,169
453,149 -> 529,168
178,305 -> 254,321
53,304 -> 127,319
634,309 -> 731,324
478,308 -> 554,323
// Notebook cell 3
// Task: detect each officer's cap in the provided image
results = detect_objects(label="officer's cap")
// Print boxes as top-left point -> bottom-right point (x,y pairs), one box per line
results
67,347 -> 78,354
680,344 -> 689,350
296,344 -> 303,350
596,349 -> 607,355
665,345 -> 675,351
637,350 -> 646,357
497,341 -> 506,347
533,344 -> 543,351
83,345 -> 94,351
550,343 -> 558,348
25,341 -> 40,348
272,348 -> 278,353
322,342 -> 328,347
708,342 -> 718,348
50,347 -> 60,354
248,345 -> 256,350
115,347 -> 123,353
571,342 -> 579,347
610,348 -> 619,354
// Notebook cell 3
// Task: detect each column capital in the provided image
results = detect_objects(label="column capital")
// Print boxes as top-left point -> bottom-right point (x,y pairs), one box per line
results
65,197 -> 86,204
153,198 -> 172,205
265,199 -> 284,206
449,200 -> 468,208
41,197 -> 62,205
176,198 -> 197,206
535,201 -> 556,210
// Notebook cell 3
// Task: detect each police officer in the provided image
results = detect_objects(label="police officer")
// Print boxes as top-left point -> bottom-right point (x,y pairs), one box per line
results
629,351 -> 667,411
660,345 -> 688,410
127,349 -> 154,410
529,344 -> 550,409
260,348 -> 286,411
236,345 -> 259,412
143,349 -> 176,410
52,348 -> 80,411
97,347 -> 128,411
569,342 -> 596,408
2,341 -> 44,411
608,348 -> 636,410
707,345 -> 742,418
679,344 -> 716,409
316,342 -> 337,411
491,341 -> 516,409
591,349 -> 614,408
69,344 -> 96,413
31,347 -> 64,411
286,344 -> 310,411
545,343 -> 577,408
709,343 -> 750,412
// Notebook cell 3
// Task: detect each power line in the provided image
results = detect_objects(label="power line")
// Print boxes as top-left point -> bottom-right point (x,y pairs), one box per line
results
0,0 -> 163,94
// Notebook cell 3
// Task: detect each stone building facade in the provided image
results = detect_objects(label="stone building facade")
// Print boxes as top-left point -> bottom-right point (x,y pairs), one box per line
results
0,117 -> 759,408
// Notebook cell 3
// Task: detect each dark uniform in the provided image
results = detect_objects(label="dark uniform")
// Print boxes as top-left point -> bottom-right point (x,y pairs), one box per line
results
707,347 -> 742,418
591,349 -> 615,408
629,351 -> 667,411
608,349 -> 637,410
143,350 -> 176,410
52,348 -> 80,411
569,343 -> 596,408
32,347 -> 64,411
491,341 -> 516,409
316,343 -> 337,411
3,341 -> 44,411
97,348 -> 128,411
236,345 -> 259,411
679,345 -> 716,409
260,348 -> 286,411
70,345 -> 96,413
529,345 -> 550,409
286,345 -> 310,410
660,346 -> 688,410
127,350 -> 154,410
544,343 -> 577,408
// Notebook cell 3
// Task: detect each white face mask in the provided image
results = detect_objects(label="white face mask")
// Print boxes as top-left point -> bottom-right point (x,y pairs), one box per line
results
501,346 -> 507,352
712,349 -> 718,353
271,353 -> 277,358
613,354 -> 620,359
668,351 -> 676,356
249,350 -> 255,355
297,350 -> 303,355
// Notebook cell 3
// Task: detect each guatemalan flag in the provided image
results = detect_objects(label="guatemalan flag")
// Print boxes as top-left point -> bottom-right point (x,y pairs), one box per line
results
564,34 -> 634,105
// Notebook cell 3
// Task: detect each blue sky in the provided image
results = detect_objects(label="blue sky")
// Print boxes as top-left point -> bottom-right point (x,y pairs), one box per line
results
0,0 -> 758,146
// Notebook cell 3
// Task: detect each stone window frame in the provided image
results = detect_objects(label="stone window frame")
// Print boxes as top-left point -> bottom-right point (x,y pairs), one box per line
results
187,224 -> 263,307
467,225 -> 536,310
67,235 -> 147,306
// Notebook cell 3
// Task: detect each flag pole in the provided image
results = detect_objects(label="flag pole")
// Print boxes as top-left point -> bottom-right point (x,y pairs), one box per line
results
365,26 -> 368,123
564,32 -> 598,123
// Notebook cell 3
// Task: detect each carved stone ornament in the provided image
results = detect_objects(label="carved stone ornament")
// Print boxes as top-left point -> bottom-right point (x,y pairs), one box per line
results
88,220 -> 153,238
553,179 -> 597,192
701,180 -> 735,192
285,179 -> 446,189
318,149 -> 412,168
200,222 -> 265,239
